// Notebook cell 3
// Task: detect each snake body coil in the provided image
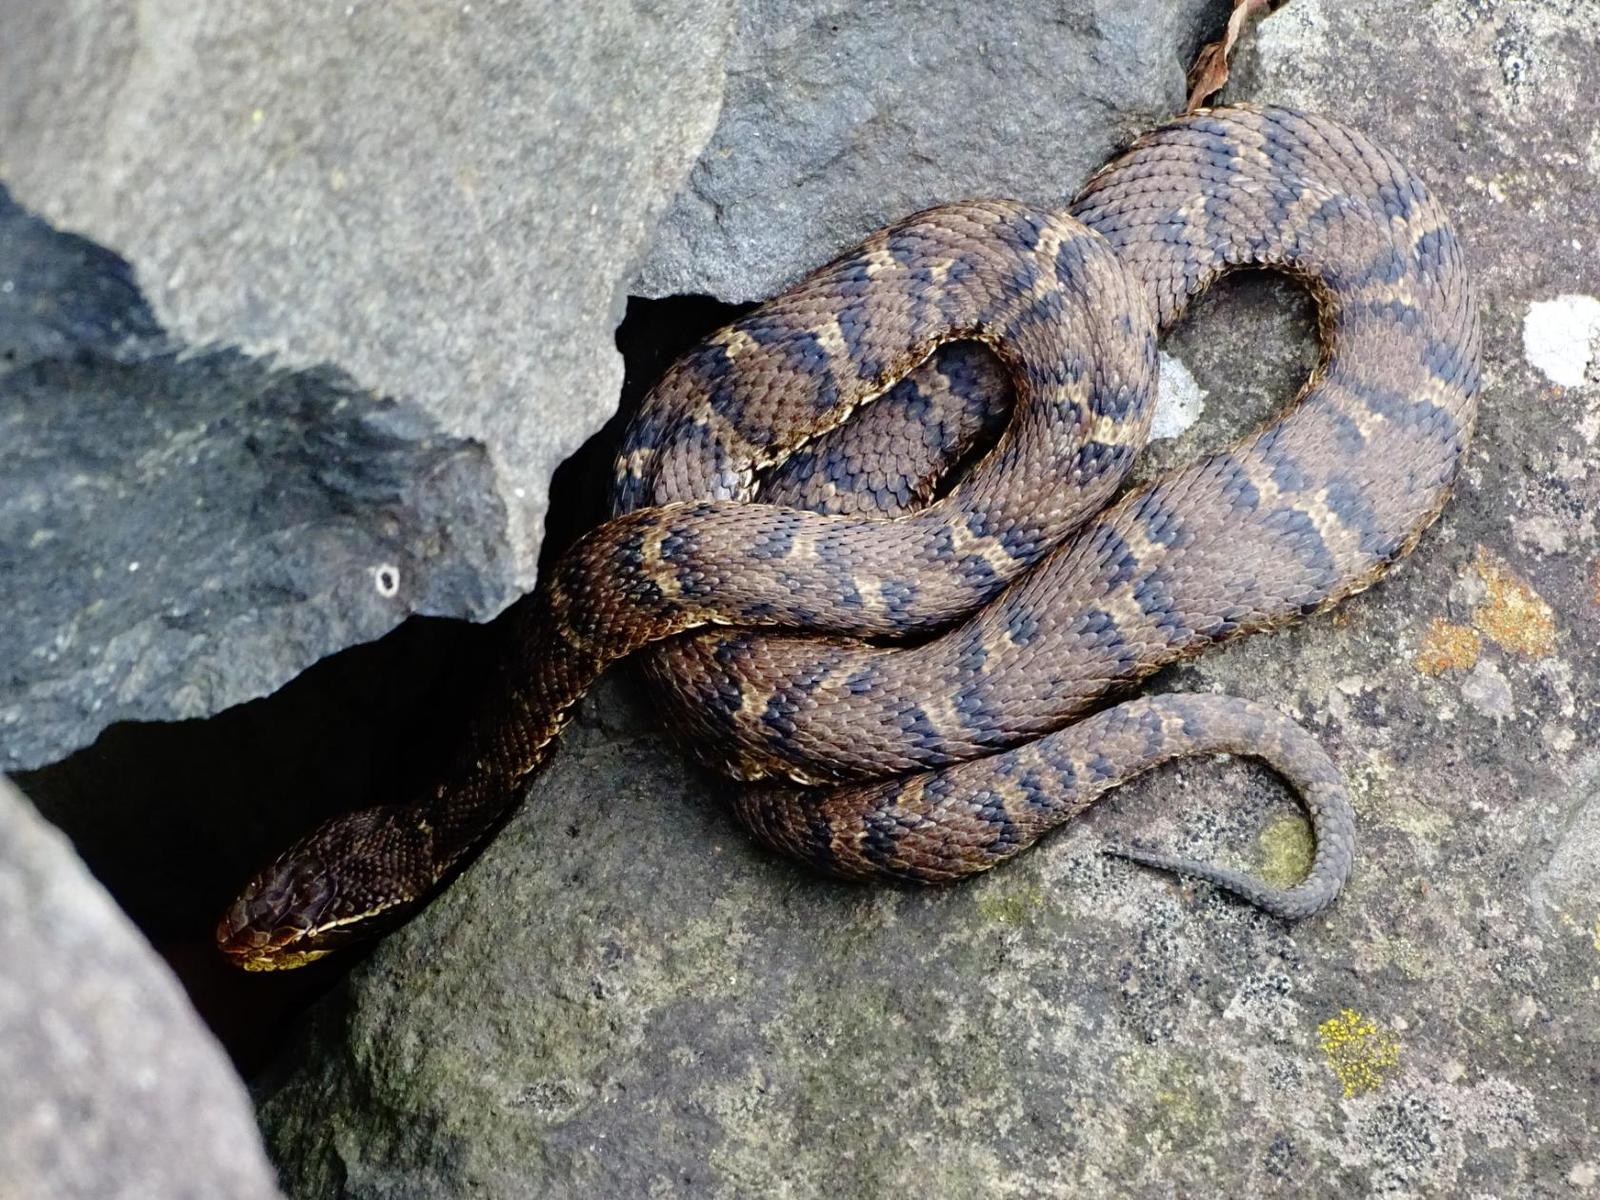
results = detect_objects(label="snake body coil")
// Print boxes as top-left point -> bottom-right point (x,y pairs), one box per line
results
219,106 -> 1481,970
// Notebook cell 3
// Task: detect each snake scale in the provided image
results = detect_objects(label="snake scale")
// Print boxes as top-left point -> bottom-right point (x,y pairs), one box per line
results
218,106 -> 1481,970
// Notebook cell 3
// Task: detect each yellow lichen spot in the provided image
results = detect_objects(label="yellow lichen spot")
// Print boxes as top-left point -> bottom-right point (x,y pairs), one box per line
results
1258,813 -> 1314,887
1317,1008 -> 1401,1097
976,884 -> 1044,926
1554,909 -> 1600,955
1414,617 -> 1481,675
1472,548 -> 1557,657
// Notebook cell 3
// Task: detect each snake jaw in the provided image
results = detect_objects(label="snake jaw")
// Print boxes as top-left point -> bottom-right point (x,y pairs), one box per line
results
221,938 -> 335,973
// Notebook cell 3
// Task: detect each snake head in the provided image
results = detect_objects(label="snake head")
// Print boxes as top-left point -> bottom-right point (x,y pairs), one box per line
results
216,807 -> 428,971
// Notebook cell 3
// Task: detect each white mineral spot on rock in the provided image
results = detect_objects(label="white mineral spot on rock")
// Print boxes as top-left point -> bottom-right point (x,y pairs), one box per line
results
1461,658 -> 1514,721
372,564 -> 401,597
1522,294 -> 1600,388
1152,352 -> 1206,440
1513,513 -> 1568,555
1449,565 -> 1488,609
1580,400 -> 1600,444
1541,723 -> 1576,755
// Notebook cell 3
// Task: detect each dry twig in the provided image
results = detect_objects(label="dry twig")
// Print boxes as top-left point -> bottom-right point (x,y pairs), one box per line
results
1185,0 -> 1286,113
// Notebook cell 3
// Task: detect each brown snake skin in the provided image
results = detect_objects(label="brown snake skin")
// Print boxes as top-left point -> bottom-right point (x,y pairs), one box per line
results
218,106 -> 1481,970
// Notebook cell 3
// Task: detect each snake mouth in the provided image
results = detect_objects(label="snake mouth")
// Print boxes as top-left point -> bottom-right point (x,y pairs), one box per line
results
215,902 -> 331,972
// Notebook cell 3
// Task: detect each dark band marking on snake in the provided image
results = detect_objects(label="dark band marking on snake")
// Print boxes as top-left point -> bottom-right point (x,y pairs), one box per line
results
218,106 -> 1481,970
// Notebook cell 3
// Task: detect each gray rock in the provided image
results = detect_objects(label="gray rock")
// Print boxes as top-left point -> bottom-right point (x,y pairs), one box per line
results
257,2 -> 1600,1197
0,0 -> 734,767
0,186 -> 164,369
637,0 -> 1213,302
0,774 -> 283,1200
0,199 -> 506,769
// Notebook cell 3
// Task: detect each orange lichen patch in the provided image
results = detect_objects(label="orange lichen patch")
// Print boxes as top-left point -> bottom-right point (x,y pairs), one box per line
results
1414,617 -> 1481,675
1472,548 -> 1557,657
1318,1008 -> 1402,1098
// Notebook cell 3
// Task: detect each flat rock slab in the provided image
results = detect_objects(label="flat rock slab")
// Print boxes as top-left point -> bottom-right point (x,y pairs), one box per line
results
256,1 -> 1600,1197
0,774 -> 284,1200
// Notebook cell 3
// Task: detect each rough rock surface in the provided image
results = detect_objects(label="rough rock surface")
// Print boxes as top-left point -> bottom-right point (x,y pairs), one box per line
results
635,0 -> 1218,302
255,1 -> 1600,1197
0,0 -> 733,768
0,774 -> 284,1200
0,190 -> 507,771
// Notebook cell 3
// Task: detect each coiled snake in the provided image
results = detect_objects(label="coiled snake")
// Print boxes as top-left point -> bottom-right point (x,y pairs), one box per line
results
218,106 -> 1481,970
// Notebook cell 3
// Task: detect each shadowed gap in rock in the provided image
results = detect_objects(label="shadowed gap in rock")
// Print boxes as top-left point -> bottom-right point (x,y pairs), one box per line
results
13,614 -> 502,1076
539,294 -> 752,572
10,291 -> 752,1078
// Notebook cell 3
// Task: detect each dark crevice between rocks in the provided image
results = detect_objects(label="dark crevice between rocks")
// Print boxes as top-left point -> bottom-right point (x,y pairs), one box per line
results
13,615 -> 504,1077
8,290 -> 749,1081
539,294 -> 751,572
0,183 -> 503,1078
